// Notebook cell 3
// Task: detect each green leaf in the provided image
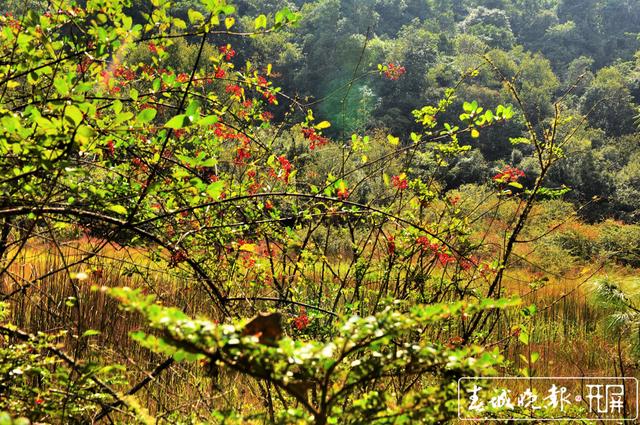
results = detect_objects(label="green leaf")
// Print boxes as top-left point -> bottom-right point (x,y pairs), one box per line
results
173,18 -> 187,30
176,154 -> 197,167
112,111 -> 134,128
108,205 -> 128,215
275,7 -> 296,26
65,105 -> 83,126
254,14 -> 267,30
518,329 -> 529,345
185,100 -> 200,118
113,99 -> 123,115
173,350 -> 187,361
198,115 -> 218,126
137,108 -> 157,124
206,181 -> 224,199
82,329 -> 101,338
0,412 -> 12,425
387,134 -> 399,146
462,101 -> 478,113
165,114 -> 188,129
188,9 -> 204,24
483,110 -> 494,121
76,125 -> 96,143
221,5 -> 236,15
54,78 -> 69,95
530,351 -> 539,364
123,15 -> 132,30
201,157 -> 217,167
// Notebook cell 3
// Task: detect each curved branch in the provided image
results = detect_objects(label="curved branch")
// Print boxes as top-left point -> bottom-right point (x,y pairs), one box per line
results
0,205 -> 230,316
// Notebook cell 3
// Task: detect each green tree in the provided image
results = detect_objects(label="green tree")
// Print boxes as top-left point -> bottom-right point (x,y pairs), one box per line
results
458,6 -> 515,50
581,66 -> 637,136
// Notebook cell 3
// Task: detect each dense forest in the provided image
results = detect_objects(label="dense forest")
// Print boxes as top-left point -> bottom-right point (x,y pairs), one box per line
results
0,0 -> 639,424
172,0 -> 640,221
3,0 -> 640,220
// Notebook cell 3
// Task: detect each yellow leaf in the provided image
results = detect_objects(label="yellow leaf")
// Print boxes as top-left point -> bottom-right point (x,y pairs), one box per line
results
422,115 -> 435,126
239,243 -> 257,253
225,17 -> 235,30
315,121 -> 331,130
387,134 -> 399,146
471,128 -> 480,138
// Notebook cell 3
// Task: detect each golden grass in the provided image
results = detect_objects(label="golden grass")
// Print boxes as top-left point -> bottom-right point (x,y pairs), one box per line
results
2,214 -> 638,419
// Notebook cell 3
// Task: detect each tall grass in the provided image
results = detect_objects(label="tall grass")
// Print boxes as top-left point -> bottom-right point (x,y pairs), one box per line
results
2,207 -> 638,418
1,238 -> 234,417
